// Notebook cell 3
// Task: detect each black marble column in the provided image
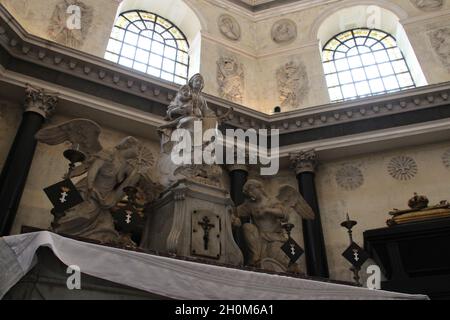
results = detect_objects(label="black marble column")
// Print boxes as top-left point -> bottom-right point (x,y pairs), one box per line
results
0,86 -> 58,236
227,164 -> 249,263
228,164 -> 249,207
291,150 -> 329,278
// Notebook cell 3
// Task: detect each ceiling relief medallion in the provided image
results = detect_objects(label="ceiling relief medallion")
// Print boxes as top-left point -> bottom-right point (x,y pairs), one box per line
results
335,165 -> 364,191
218,14 -> 241,41
48,0 -> 93,49
277,61 -> 309,109
442,149 -> 450,169
428,27 -> 450,69
388,156 -> 418,181
271,19 -> 297,44
217,56 -> 245,103
410,0 -> 444,11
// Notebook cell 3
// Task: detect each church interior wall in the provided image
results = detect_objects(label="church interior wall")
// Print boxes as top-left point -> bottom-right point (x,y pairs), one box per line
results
2,0 -> 449,113
315,140 -> 450,281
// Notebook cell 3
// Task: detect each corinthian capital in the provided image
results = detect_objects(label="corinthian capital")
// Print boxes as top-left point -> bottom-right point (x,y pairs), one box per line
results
290,150 -> 318,174
24,85 -> 58,119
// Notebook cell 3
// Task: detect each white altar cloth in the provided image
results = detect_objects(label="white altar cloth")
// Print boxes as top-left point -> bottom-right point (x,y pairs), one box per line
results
0,231 -> 428,300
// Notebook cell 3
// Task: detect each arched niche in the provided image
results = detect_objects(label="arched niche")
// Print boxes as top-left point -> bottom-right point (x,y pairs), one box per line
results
116,0 -> 203,77
311,1 -> 427,87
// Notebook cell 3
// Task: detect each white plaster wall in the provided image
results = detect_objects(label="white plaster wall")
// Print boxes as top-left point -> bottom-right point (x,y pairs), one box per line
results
0,0 -> 119,57
316,140 -> 450,282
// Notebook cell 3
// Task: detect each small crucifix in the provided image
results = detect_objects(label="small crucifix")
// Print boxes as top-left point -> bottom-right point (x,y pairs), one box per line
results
198,216 -> 215,251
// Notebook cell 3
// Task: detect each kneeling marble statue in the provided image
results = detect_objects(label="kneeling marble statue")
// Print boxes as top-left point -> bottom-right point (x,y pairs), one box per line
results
232,179 -> 315,273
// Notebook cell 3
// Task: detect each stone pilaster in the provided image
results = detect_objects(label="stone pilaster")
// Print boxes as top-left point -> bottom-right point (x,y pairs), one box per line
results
0,86 -> 58,235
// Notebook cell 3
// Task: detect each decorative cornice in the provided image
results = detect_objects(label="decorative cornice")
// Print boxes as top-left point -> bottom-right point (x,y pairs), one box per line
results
290,149 -> 318,174
24,85 -> 58,119
0,4 -> 450,137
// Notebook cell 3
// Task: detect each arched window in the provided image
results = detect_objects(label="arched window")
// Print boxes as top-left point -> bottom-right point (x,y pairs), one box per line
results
105,10 -> 190,85
322,28 -> 416,102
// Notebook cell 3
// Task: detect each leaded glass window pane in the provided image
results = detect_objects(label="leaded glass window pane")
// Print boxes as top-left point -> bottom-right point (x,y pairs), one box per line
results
105,10 -> 190,84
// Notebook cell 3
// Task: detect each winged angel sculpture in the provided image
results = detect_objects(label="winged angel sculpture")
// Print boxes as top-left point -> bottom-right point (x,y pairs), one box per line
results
36,119 -> 160,244
232,179 -> 315,272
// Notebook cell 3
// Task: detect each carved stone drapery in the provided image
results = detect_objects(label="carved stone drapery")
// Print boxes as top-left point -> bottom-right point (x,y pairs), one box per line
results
24,86 -> 58,119
290,150 -> 318,175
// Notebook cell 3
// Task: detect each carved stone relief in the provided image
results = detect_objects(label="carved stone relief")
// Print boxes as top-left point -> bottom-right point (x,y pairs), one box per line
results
48,0 -> 93,49
217,56 -> 244,103
277,61 -> 309,109
410,0 -> 444,11
335,165 -> 364,191
388,156 -> 418,181
218,14 -> 241,41
428,27 -> 450,68
442,149 -> 450,169
271,19 -> 297,44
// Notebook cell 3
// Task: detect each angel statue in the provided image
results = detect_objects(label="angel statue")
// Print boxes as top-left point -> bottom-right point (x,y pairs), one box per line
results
35,119 -> 156,244
232,179 -> 315,273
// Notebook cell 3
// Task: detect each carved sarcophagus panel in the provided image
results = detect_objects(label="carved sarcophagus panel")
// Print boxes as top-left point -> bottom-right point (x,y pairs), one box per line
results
191,210 -> 221,260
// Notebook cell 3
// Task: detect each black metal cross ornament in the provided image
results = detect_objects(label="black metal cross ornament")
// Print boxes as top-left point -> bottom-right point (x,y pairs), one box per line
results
198,216 -> 215,251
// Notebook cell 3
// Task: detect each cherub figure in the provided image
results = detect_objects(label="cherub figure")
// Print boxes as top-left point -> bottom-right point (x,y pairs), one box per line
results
233,179 -> 315,272
36,119 -> 157,244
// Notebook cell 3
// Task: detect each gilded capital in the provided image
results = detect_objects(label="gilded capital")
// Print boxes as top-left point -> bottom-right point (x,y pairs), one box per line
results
290,150 -> 318,174
24,85 -> 58,119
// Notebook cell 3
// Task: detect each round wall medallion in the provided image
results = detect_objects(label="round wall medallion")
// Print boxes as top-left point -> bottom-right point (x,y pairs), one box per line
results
218,14 -> 241,41
271,19 -> 297,44
388,156 -> 418,181
335,165 -> 364,191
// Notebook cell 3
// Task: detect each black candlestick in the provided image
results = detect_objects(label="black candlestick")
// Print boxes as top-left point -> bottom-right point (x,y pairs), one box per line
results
341,213 -> 361,286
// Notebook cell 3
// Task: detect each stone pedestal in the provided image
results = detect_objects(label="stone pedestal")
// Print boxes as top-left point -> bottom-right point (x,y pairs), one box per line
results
141,179 -> 243,266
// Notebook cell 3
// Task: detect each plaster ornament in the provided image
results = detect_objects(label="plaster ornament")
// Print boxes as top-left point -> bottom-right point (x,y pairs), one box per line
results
428,27 -> 450,68
218,14 -> 241,41
271,19 -> 297,44
277,61 -> 309,109
48,0 -> 93,48
442,149 -> 450,168
410,0 -> 444,11
35,119 -> 161,244
217,56 -> 244,103
335,165 -> 364,191
233,180 -> 314,273
388,156 -> 418,181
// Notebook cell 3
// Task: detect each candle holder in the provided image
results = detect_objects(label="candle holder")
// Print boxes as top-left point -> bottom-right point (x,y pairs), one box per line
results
341,213 -> 362,286
63,146 -> 86,178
